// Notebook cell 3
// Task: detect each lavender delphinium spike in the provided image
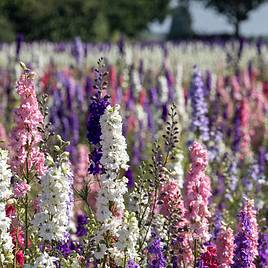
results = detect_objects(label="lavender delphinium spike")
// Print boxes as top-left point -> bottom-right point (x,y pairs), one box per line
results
189,66 -> 209,142
72,36 -> 84,65
258,233 -> 268,267
233,199 -> 258,268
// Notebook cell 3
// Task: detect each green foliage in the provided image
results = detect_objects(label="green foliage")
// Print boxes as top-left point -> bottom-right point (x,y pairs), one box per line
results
0,0 -> 171,41
0,15 -> 15,42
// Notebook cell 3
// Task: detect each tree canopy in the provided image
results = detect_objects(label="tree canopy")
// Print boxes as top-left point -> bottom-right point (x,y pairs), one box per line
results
0,0 -> 171,42
195,0 -> 268,37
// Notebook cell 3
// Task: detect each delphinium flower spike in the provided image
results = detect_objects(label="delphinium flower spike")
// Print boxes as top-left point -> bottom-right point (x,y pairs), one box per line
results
233,198 -> 258,268
87,58 -> 110,175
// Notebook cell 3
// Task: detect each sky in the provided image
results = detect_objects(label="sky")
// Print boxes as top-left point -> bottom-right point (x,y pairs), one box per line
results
149,2 -> 268,36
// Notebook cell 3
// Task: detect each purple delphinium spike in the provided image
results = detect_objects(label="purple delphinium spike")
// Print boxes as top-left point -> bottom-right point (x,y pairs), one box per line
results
87,60 -> 110,175
72,36 -> 84,65
258,233 -> 268,267
147,232 -> 166,268
232,199 -> 258,268
76,214 -> 88,237
87,94 -> 110,145
189,66 -> 209,142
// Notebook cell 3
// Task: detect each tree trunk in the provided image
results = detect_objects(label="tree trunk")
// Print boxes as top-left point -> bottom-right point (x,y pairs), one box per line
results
234,20 -> 240,38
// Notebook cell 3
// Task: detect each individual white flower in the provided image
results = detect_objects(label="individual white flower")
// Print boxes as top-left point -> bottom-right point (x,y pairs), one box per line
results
32,154 -> 73,242
169,148 -> 184,189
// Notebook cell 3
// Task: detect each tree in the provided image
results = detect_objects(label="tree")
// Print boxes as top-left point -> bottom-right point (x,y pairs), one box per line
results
194,0 -> 268,37
0,0 -> 171,41
168,1 -> 194,40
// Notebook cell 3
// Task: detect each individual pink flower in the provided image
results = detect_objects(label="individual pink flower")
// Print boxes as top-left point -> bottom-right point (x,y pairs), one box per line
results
13,181 -> 31,198
0,122 -> 8,147
184,141 -> 212,242
9,66 -> 46,177
5,203 -> 16,218
216,226 -> 234,268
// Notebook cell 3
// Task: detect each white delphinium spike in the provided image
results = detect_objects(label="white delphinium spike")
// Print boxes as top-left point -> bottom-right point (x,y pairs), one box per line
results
95,104 -> 138,264
32,152 -> 73,242
0,149 -> 13,265
175,64 -> 187,126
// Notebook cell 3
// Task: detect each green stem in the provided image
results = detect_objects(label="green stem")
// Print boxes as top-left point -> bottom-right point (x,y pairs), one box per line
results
123,252 -> 127,268
138,186 -> 158,252
24,144 -> 30,251
193,239 -> 198,268
24,194 -> 28,250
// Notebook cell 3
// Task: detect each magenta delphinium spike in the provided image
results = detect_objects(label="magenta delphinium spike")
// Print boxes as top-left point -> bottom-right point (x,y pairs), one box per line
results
233,199 -> 258,268
9,64 -> 46,177
184,141 -> 211,243
216,226 -> 234,268
197,243 -> 218,268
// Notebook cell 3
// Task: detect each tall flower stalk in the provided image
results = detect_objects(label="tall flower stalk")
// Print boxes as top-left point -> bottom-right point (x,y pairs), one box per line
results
189,66 -> 209,143
32,137 -> 73,243
233,199 -> 258,268
184,141 -> 212,263
94,104 -> 130,265
216,226 -> 234,268
9,63 -> 46,251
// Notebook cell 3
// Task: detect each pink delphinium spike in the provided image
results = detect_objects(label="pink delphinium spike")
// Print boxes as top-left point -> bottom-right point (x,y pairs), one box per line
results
158,180 -> 194,266
216,226 -> 234,268
73,144 -> 90,212
74,144 -> 90,185
239,99 -> 252,160
9,65 -> 46,176
184,141 -> 212,242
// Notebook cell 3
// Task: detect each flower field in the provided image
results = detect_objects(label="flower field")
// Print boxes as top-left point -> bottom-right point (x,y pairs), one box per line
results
0,40 -> 268,267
